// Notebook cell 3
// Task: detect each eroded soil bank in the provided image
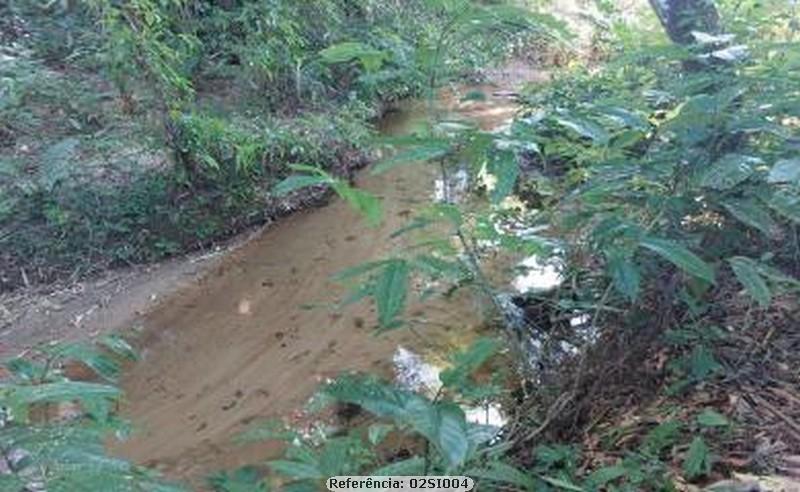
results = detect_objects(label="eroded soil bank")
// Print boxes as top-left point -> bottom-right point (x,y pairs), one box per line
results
112,76 -> 535,485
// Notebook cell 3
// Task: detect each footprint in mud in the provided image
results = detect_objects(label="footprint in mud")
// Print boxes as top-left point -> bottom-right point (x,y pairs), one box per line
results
289,349 -> 311,362
221,390 -> 244,411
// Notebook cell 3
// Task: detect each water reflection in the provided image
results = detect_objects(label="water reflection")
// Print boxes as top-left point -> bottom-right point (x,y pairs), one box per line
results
392,346 -> 508,428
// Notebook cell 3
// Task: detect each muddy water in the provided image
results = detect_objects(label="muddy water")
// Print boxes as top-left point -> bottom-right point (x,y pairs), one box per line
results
114,87 -> 522,485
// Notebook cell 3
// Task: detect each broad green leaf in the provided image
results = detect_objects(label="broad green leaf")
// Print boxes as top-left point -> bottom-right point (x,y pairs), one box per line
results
273,175 -> 330,196
371,143 -> 450,175
375,261 -> 409,327
552,114 -> 609,144
689,345 -> 722,381
729,257 -> 772,307
700,154 -> 761,190
58,343 -> 121,381
595,106 -> 649,130
538,476 -> 584,491
683,437 -> 712,479
642,420 -> 682,456
268,460 -> 322,480
769,188 -> 800,223
437,404 -> 470,469
486,150 -> 519,203
721,198 -> 779,237
768,159 -> 800,184
640,237 -> 715,283
440,338 -> 500,389
318,438 -> 355,476
368,423 -> 394,445
334,183 -> 382,226
319,42 -> 388,72
99,335 -> 138,362
6,381 -> 120,405
40,138 -> 79,191
333,260 -> 391,282
696,409 -> 730,428
606,249 -> 641,302
587,465 -> 628,487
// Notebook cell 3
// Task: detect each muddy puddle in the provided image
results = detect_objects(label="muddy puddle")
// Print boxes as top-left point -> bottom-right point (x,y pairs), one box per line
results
113,83 -> 530,486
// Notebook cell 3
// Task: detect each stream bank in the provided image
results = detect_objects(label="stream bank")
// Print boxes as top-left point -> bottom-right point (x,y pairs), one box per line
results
110,72 -> 540,486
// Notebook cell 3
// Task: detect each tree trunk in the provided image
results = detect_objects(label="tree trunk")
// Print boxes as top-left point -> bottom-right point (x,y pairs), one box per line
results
648,0 -> 720,44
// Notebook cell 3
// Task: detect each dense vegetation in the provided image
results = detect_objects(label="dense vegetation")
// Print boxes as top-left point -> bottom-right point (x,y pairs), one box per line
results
0,0 -> 546,291
2,0 -> 800,491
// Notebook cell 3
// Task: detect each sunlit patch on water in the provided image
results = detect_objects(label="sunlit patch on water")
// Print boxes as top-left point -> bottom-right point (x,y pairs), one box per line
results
392,346 -> 508,428
393,346 -> 441,394
464,403 -> 506,427
433,168 -> 470,203
512,254 -> 563,293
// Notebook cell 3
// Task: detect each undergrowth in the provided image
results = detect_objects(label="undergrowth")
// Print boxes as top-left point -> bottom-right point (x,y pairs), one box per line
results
3,1 -> 799,492
0,0 -> 550,291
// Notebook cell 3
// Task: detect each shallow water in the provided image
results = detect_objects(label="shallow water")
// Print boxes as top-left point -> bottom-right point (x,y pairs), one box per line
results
113,85 -> 526,485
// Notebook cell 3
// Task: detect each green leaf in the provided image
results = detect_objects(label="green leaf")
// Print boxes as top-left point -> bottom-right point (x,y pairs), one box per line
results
683,437 -> 712,479
587,465 -> 628,487
273,175 -> 330,196
538,475 -> 584,491
642,420 -> 683,456
437,404 -> 470,469
700,154 -> 761,190
333,260 -> 391,282
319,42 -> 388,72
440,338 -> 500,389
595,106 -> 649,130
333,183 -> 382,226
6,381 -> 120,405
696,409 -> 730,428
640,237 -> 715,284
268,460 -> 322,480
375,261 -> 409,327
371,143 -> 450,175
729,257 -> 772,307
40,138 -> 79,191
689,345 -> 722,381
606,249 -> 641,302
769,188 -> 800,223
553,114 -> 609,144
368,423 -> 393,445
768,159 -> 800,184
486,150 -> 519,203
721,198 -> 779,237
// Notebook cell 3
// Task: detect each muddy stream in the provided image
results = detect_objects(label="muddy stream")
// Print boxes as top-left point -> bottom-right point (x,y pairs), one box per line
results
113,78 -> 532,486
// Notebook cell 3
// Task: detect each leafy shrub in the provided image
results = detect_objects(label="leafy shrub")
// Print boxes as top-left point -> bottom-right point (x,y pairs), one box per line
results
0,337 -> 183,491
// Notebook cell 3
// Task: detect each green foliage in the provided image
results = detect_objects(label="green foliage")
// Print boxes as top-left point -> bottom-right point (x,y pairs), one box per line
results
683,437 -> 712,480
0,338 -> 183,491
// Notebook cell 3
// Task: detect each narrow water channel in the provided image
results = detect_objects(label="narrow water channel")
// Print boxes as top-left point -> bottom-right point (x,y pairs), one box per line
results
113,82 -> 525,486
